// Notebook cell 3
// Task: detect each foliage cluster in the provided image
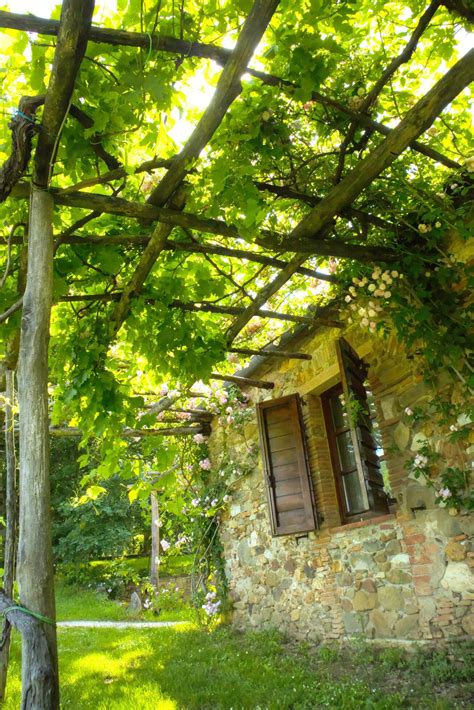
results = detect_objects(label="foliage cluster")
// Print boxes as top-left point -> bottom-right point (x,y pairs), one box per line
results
337,207 -> 473,509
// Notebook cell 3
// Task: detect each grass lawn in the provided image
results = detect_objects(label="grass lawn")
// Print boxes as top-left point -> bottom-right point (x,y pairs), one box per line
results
56,581 -> 195,623
3,625 -> 473,709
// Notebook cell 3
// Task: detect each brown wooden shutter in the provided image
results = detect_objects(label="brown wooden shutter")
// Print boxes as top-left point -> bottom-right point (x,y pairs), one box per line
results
336,338 -> 389,515
257,394 -> 318,536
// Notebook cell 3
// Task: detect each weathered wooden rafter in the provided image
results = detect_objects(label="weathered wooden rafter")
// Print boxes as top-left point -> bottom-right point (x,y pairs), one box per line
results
73,237 -> 335,281
48,425 -> 205,437
107,0 -> 279,338
59,293 -> 340,328
225,49 -> 474,343
9,185 -> 398,262
210,372 -> 274,389
0,9 -> 460,170
334,0 -> 443,182
229,347 -> 312,360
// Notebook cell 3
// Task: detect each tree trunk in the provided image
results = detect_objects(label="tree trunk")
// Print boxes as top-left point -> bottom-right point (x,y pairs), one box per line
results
17,187 -> 58,709
150,492 -> 160,590
0,369 -> 17,702
0,591 -> 57,710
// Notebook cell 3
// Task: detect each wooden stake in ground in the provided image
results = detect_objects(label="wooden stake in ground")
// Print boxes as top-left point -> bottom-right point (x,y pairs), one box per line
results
150,491 -> 160,590
0,370 -> 17,702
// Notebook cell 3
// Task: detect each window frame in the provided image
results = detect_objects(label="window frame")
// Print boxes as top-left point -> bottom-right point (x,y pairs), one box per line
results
321,339 -> 390,524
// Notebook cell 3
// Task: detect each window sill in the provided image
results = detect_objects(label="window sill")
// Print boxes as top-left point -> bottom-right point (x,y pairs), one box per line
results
329,513 -> 395,534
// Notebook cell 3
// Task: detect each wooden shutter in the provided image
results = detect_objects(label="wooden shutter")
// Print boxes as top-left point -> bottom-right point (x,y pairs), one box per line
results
336,338 -> 389,516
257,394 -> 318,536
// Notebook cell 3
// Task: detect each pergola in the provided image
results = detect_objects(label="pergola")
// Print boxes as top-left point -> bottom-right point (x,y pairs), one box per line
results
0,0 -> 472,705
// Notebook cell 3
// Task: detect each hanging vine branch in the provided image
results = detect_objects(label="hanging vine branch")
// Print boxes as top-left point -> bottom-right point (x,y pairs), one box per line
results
0,95 -> 44,203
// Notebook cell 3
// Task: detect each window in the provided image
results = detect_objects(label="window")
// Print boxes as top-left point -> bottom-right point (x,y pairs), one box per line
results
256,338 -> 389,533
257,394 -> 318,536
321,338 -> 389,523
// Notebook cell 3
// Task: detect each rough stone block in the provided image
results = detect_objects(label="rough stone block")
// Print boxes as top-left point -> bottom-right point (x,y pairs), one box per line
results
343,612 -> 363,634
461,614 -> 474,636
445,540 -> 467,562
394,613 -> 420,639
369,608 -> 395,637
384,540 -> 402,556
353,590 -> 377,611
378,586 -> 404,611
386,569 -> 412,585
394,422 -> 410,450
441,562 -> 473,594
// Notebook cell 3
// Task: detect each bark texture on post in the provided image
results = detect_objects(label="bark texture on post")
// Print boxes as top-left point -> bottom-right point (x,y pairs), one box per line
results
15,1 -> 94,705
17,187 -> 58,709
0,370 -> 17,702
0,590 -> 56,710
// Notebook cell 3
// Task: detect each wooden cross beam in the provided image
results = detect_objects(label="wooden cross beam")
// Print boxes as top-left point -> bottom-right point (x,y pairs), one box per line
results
228,348 -> 312,360
0,10 -> 459,170
210,373 -> 274,389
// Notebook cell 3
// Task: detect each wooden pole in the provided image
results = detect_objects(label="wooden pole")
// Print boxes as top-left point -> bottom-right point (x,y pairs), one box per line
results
150,492 -> 160,590
15,2 -> 95,705
17,187 -> 58,709
0,370 -> 17,702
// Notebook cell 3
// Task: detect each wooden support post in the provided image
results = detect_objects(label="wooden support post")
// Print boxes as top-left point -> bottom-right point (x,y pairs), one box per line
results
150,492 -> 160,591
0,370 -> 17,702
17,187 -> 58,709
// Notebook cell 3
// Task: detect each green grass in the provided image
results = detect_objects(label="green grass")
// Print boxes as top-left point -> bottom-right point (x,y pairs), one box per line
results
55,580 -> 195,623
55,583 -> 131,622
3,627 -> 473,709
88,554 -> 192,578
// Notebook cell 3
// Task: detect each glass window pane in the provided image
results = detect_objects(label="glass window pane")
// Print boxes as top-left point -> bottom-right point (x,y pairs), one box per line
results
342,471 -> 366,514
336,430 -> 356,471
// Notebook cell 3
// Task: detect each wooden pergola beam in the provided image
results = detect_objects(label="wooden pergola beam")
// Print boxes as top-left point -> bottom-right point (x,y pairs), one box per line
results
10,185 -> 396,262
49,235 -> 335,282
47,425 -> 205,437
225,50 -> 474,343
146,0 -> 280,208
226,254 -> 309,344
228,347 -> 312,360
0,10 -> 459,171
210,372 -> 274,389
59,293 -> 341,328
106,0 -> 279,339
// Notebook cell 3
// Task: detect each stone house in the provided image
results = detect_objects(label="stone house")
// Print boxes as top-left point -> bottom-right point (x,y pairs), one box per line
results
211,320 -> 473,643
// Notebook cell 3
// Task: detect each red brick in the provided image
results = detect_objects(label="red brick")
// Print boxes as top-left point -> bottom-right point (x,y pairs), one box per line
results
410,554 -> 433,565
405,534 -> 426,545
413,564 -> 432,577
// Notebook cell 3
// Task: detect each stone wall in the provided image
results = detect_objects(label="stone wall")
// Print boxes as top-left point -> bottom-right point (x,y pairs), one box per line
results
212,326 -> 474,643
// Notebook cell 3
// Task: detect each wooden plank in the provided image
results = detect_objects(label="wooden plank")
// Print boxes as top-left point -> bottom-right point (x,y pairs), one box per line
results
264,406 -> 292,424
275,492 -> 305,513
275,479 -> 305,497
272,463 -> 300,483
266,419 -> 293,438
267,433 -> 295,452
269,448 -> 298,467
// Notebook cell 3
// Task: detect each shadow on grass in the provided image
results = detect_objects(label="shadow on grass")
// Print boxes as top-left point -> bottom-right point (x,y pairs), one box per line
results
4,626 -> 473,709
